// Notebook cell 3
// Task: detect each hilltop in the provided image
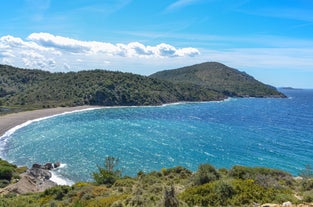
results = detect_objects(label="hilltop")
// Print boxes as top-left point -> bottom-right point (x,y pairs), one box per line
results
150,62 -> 285,98
0,62 -> 284,114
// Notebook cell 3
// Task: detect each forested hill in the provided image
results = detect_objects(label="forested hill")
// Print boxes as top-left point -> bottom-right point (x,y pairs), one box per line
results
0,64 -> 223,113
150,62 -> 285,98
0,62 -> 284,114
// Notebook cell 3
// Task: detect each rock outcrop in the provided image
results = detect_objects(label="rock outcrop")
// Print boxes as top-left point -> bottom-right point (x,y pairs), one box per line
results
0,162 -> 60,195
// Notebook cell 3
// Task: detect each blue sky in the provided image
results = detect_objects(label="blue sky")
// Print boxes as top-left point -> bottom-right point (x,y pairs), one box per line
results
0,0 -> 313,88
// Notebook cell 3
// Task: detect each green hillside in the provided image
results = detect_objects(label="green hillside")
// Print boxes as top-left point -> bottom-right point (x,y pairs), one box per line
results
150,62 -> 285,98
1,62 -> 285,114
0,65 -> 223,114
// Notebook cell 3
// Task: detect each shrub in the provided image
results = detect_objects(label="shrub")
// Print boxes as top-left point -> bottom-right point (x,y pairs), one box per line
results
303,190 -> 313,203
0,179 -> 10,188
92,156 -> 121,186
180,178 -> 292,207
0,159 -> 17,168
229,165 -> 293,189
74,182 -> 91,188
87,194 -> 128,207
93,169 -> 119,186
193,164 -> 220,185
213,181 -> 235,204
164,166 -> 193,179
43,185 -> 72,200
301,179 -> 313,191
0,166 -> 15,180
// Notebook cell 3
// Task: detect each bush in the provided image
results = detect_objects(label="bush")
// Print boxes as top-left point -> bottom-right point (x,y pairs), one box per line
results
93,169 -> 119,186
0,166 -> 15,181
301,179 -> 313,191
43,185 -> 72,200
213,181 -> 235,204
92,156 -> 121,186
193,164 -> 220,185
164,166 -> 193,179
303,190 -> 313,203
229,165 -> 293,189
0,179 -> 10,188
180,178 -> 293,207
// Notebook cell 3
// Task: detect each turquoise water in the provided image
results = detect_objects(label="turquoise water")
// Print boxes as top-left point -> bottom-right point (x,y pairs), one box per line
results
1,89 -> 313,183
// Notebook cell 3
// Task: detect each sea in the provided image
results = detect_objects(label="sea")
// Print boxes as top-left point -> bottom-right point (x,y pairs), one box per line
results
0,89 -> 312,185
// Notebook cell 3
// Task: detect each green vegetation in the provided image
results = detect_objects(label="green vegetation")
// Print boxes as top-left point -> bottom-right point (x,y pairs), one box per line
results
0,158 -> 26,188
0,64 -> 223,115
150,62 -> 286,98
1,62 -> 285,115
1,157 -> 313,206
93,156 -> 121,186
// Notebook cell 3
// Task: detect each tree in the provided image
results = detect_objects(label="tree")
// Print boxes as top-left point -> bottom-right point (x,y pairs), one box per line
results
92,156 -> 121,186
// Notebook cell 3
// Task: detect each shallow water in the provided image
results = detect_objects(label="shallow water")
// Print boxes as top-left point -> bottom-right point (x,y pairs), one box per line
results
1,89 -> 313,183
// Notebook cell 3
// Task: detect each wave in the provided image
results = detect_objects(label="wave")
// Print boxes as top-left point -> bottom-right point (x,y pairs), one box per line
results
1,107 -> 102,139
50,163 -> 75,186
161,97 -> 234,107
0,107 -> 102,157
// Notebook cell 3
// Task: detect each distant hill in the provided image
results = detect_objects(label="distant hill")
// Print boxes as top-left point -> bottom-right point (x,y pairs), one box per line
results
0,62 -> 285,114
150,62 -> 285,98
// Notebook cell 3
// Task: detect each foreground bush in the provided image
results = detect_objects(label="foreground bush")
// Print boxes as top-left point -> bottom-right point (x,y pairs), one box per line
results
180,178 -> 294,206
0,158 -> 310,207
92,156 -> 121,186
193,164 -> 220,185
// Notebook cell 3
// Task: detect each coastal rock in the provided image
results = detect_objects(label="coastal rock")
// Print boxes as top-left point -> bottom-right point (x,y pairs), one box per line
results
0,162 -> 61,195
27,167 -> 52,180
54,162 -> 61,168
44,162 -> 54,170
0,173 -> 56,195
32,163 -> 42,169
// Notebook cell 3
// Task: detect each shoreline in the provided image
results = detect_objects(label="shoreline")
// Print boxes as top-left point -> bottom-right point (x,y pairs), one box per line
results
0,99 -> 236,138
0,105 -> 102,137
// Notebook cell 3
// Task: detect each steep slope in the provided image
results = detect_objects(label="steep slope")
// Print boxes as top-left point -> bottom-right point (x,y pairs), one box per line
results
150,62 -> 285,97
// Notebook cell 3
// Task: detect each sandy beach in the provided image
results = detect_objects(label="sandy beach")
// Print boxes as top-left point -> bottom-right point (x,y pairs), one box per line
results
0,106 -> 101,137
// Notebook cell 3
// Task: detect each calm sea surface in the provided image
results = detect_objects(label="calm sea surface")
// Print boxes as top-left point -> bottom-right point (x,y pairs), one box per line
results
1,89 -> 313,183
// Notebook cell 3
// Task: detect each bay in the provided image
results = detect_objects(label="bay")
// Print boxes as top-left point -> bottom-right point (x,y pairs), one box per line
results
1,89 -> 313,183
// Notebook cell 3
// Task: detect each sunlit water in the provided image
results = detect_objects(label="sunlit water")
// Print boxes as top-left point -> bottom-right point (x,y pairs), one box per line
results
1,89 -> 312,184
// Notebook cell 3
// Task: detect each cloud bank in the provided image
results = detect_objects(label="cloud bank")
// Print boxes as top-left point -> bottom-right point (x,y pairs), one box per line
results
0,32 -> 200,72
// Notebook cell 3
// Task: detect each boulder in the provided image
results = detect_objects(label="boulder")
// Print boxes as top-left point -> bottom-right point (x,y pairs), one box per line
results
27,167 -> 52,180
32,163 -> 42,169
54,162 -> 61,168
44,162 -> 54,170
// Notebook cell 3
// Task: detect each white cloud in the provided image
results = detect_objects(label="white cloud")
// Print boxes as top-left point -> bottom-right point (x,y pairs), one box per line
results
0,33 -> 200,71
26,32 -> 199,58
1,32 -> 313,88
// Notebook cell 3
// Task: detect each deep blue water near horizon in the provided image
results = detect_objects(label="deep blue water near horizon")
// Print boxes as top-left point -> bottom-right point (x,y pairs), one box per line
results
1,89 -> 313,183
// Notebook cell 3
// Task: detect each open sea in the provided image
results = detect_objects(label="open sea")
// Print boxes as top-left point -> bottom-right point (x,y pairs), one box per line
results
1,89 -> 313,184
